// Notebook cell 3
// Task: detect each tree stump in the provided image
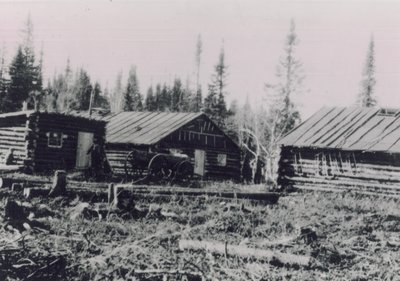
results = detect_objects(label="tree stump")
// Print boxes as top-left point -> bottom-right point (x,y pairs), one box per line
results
48,170 -> 67,197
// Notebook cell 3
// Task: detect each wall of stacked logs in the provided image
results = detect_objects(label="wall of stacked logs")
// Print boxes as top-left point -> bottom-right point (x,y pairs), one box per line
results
278,145 -> 400,196
0,114 -> 29,166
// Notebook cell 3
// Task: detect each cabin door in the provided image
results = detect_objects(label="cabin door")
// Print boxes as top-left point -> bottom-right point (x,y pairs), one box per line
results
76,132 -> 94,169
194,149 -> 205,176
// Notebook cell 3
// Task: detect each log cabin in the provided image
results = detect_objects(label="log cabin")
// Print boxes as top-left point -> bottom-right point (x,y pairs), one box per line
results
104,111 -> 241,181
0,110 -> 106,173
277,106 -> 400,196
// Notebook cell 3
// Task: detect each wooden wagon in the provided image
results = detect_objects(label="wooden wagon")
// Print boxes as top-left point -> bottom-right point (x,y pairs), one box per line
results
124,149 -> 194,185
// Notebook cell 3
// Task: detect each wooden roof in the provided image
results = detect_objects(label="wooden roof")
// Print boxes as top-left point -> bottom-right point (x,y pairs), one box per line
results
279,106 -> 400,153
105,111 -> 205,145
0,110 -> 106,124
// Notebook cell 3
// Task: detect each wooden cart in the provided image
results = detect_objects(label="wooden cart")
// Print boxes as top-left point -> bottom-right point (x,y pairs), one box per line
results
124,149 -> 194,185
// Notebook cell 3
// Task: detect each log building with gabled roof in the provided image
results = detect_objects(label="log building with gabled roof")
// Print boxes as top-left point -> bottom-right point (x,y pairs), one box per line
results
104,111 -> 241,181
278,106 -> 400,195
0,110 -> 106,173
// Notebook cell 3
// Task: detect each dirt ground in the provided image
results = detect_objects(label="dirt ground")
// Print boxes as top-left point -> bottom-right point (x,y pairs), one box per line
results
0,182 -> 400,281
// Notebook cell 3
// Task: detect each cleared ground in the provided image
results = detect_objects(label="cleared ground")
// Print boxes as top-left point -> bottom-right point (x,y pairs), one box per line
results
0,181 -> 399,281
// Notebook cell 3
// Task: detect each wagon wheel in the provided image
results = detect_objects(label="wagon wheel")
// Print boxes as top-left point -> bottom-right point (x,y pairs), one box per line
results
170,160 -> 194,186
147,154 -> 168,184
124,150 -> 145,181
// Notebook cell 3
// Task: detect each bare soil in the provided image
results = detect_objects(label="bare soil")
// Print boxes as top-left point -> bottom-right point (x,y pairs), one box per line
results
0,180 -> 399,281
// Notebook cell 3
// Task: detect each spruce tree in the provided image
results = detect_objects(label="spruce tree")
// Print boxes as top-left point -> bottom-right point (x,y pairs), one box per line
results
159,83 -> 171,111
204,47 -> 229,127
122,66 -> 143,111
5,16 -> 42,112
0,47 -> 8,113
92,82 -> 110,110
266,19 -> 303,135
261,19 -> 305,181
155,83 -> 162,111
5,47 -> 32,112
171,78 -> 183,112
192,34 -> 203,112
358,36 -> 377,107
112,71 -> 123,112
145,86 -> 157,111
70,68 -> 93,111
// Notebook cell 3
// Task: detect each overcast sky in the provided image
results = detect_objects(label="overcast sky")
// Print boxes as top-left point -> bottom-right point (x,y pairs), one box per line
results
1,0 -> 400,118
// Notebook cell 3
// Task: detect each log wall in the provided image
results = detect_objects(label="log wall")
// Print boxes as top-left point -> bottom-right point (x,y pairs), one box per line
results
0,115 -> 29,166
278,146 -> 400,196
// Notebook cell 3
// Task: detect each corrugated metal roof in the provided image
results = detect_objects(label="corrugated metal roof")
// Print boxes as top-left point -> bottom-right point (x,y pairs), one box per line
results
105,111 -> 204,145
279,106 -> 400,153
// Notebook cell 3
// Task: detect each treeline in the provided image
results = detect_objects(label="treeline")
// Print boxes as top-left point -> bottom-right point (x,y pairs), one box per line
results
0,16 -> 377,184
0,17 -> 233,131
0,16 -> 306,184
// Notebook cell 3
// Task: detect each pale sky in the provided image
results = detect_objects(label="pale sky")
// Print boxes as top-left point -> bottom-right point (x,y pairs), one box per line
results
1,0 -> 400,118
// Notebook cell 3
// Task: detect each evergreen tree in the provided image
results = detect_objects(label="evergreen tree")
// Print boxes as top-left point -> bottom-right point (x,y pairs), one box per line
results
112,71 -> 123,112
204,47 -> 229,127
4,47 -> 33,112
260,19 -> 305,181
69,68 -> 93,111
48,59 -> 73,112
43,80 -> 57,112
181,78 -> 192,112
195,34 -> 202,94
158,83 -> 171,111
192,34 -> 203,112
265,19 -> 303,136
188,84 -> 202,112
4,16 -> 42,112
0,47 -> 8,113
154,83 -> 162,111
225,99 -> 239,141
145,86 -> 157,111
171,78 -> 183,112
92,82 -> 110,110
358,36 -> 377,107
122,66 -> 143,111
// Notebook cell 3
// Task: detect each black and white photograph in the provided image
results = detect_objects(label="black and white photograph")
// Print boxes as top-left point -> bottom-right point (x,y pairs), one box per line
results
0,0 -> 399,280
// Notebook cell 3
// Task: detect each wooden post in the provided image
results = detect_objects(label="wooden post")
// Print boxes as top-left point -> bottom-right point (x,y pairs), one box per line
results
113,185 -> 123,208
23,187 -> 31,198
108,183 -> 114,205
88,88 -> 95,116
49,170 -> 67,197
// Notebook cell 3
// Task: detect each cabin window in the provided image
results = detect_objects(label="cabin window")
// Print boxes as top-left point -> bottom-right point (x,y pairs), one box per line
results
46,132 -> 63,148
217,153 -> 227,166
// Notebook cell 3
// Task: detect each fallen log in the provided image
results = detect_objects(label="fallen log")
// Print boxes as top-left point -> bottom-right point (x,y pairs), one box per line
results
178,239 -> 312,267
119,186 -> 280,204
17,183 -> 280,204
132,269 -> 203,280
